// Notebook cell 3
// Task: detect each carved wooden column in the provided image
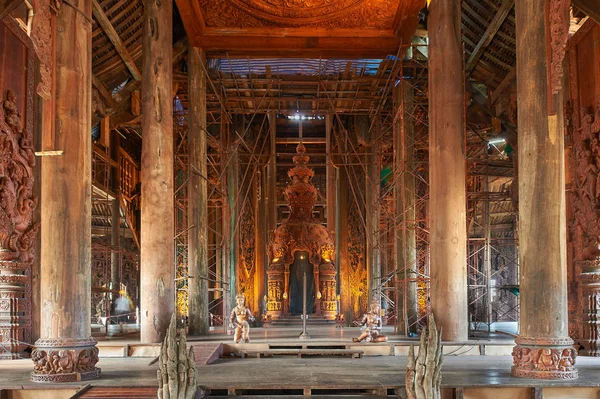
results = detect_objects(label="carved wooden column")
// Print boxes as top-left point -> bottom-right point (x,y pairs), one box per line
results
140,0 -> 174,343
338,165 -> 351,323
227,121 -> 240,307
511,0 -> 577,379
429,0 -> 468,342
187,45 -> 209,335
265,112 -> 277,312
361,116 -> 381,304
267,112 -> 277,238
255,170 -> 266,316
395,81 -> 418,335
31,0 -> 100,382
110,198 -> 120,291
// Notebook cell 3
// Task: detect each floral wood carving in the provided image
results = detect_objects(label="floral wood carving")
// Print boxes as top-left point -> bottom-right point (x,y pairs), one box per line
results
31,0 -> 55,100
568,102 -> 600,262
0,91 -> 39,263
239,195 -> 256,309
568,100 -> 600,356
199,0 -> 398,28
548,0 -> 570,96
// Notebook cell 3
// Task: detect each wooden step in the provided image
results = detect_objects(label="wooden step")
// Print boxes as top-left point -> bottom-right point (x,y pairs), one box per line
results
238,348 -> 363,359
76,386 -> 158,398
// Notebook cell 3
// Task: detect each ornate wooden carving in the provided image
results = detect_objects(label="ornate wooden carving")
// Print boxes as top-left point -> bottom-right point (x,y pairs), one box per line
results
199,0 -> 399,29
238,195 -> 256,311
267,144 -> 336,317
511,337 -> 577,379
348,190 -> 367,319
548,0 -> 570,96
567,97 -> 600,355
31,0 -> 56,100
31,338 -> 100,382
0,16 -> 37,359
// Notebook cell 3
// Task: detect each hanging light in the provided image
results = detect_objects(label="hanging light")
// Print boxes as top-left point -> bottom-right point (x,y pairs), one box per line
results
283,292 -> 288,300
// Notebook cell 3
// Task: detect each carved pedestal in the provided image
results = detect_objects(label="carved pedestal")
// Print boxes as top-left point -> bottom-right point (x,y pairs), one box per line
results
0,261 -> 31,359
30,338 -> 100,383
578,260 -> 600,356
511,337 -> 577,379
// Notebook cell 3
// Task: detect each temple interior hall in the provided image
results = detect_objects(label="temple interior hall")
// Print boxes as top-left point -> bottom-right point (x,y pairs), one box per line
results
1,0 -> 600,398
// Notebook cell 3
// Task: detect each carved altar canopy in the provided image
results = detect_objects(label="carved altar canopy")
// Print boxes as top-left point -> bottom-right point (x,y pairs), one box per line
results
267,143 -> 336,317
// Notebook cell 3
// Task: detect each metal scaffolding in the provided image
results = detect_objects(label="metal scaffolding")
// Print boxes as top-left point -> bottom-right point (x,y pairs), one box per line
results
466,128 -> 520,337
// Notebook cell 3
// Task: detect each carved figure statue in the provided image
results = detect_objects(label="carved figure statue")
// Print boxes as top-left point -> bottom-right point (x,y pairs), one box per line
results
352,300 -> 387,343
229,294 -> 255,343
536,348 -> 559,371
3,90 -> 22,134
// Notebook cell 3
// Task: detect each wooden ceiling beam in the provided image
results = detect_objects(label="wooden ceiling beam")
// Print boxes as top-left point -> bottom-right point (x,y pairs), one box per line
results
393,0 -> 426,44
174,0 -> 205,39
195,35 -> 401,58
465,0 -> 514,77
573,0 -> 600,24
92,0 -> 142,81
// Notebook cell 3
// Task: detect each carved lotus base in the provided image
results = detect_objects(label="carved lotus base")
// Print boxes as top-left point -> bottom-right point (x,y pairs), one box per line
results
30,338 -> 101,383
511,337 -> 578,380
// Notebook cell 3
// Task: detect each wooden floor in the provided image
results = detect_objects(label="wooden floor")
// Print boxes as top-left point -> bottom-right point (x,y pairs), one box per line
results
1,327 -> 599,398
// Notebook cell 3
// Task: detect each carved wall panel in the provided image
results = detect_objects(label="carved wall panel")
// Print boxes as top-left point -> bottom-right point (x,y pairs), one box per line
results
566,21 -> 600,355
238,194 -> 256,313
199,0 -> 399,29
348,194 -> 367,320
0,18 -> 37,359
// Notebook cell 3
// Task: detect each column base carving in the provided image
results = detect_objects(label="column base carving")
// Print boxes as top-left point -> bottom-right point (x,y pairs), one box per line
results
511,337 -> 578,379
30,337 -> 101,383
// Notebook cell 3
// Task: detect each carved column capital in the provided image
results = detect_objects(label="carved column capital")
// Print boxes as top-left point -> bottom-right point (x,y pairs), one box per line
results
511,337 -> 578,379
30,337 -> 100,383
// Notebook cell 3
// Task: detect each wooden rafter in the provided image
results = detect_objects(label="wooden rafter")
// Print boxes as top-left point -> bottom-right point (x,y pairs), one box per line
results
490,66 -> 516,106
92,73 -> 115,106
92,0 -> 142,81
573,0 -> 600,24
465,0 -> 514,77
0,0 -> 22,20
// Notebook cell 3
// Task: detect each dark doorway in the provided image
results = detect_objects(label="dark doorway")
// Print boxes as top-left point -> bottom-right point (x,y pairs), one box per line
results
289,251 -> 315,315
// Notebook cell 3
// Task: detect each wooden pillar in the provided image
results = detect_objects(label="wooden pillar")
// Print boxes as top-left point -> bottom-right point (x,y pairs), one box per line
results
187,45 -> 209,335
265,112 -> 277,311
338,166 -> 351,323
267,112 -> 277,235
111,198 -> 120,290
227,119 -> 241,306
326,114 -> 339,302
396,81 -> 418,336
110,126 -> 121,297
139,0 -> 174,343
214,204 -> 222,301
429,0 -> 468,342
255,169 -> 266,317
32,0 -> 100,382
511,0 -> 577,379
363,116 -> 381,304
